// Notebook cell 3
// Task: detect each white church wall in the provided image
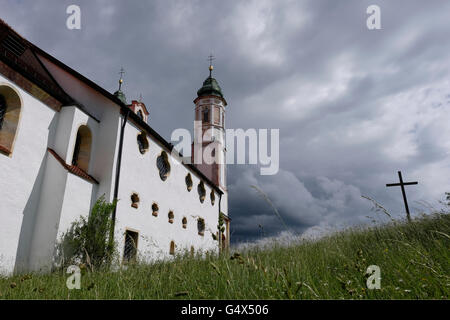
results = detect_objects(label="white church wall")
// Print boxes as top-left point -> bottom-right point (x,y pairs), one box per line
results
39,55 -> 122,203
114,121 -> 220,263
38,54 -> 112,121
58,172 -> 95,239
28,150 -> 68,272
28,106 -> 98,272
57,107 -> 98,237
92,109 -> 121,203
0,76 -> 57,274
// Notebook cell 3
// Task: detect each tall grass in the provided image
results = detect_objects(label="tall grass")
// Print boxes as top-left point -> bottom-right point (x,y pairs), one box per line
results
0,212 -> 448,299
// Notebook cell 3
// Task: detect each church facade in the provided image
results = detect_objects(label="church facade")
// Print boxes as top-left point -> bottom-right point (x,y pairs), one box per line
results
0,19 -> 230,275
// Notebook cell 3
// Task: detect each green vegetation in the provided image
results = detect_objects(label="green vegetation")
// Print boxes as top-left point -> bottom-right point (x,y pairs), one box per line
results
0,213 -> 448,299
54,195 -> 117,271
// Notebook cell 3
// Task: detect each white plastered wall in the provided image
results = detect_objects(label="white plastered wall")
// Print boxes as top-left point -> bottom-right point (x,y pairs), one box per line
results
0,76 -> 57,274
115,121 -> 221,263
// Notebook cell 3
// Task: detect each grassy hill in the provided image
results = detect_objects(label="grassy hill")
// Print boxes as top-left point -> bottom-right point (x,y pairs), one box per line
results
0,213 -> 448,299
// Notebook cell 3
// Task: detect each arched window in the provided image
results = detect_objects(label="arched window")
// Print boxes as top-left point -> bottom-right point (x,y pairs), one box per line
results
137,110 -> 144,121
197,218 -> 205,236
210,191 -> 216,206
182,217 -> 187,229
72,125 -> 92,172
0,86 -> 21,155
157,151 -> 170,181
198,181 -> 206,203
168,211 -> 174,224
169,241 -> 175,255
202,108 -> 209,122
123,230 -> 138,263
0,95 -> 6,130
131,193 -> 140,209
137,131 -> 149,154
151,203 -> 159,217
185,173 -> 193,191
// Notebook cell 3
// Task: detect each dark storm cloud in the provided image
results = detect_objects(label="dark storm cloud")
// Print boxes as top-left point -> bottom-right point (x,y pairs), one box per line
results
2,0 -> 450,243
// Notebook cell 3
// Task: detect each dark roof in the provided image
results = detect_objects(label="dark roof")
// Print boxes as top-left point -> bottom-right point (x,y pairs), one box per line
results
0,18 -> 223,194
197,76 -> 224,98
0,19 -> 73,105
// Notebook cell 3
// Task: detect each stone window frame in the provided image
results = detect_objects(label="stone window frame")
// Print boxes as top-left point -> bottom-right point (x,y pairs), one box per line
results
71,124 -> 93,173
151,202 -> 159,217
210,191 -> 216,206
185,173 -> 193,192
197,218 -> 205,236
169,240 -> 176,255
0,84 -> 22,157
123,228 -> 139,264
131,193 -> 140,209
168,211 -> 174,224
202,107 -> 209,123
157,151 -> 171,181
137,131 -> 149,155
198,181 -> 206,203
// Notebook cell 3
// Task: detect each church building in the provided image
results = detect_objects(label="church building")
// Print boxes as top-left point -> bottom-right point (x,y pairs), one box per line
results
0,19 -> 230,275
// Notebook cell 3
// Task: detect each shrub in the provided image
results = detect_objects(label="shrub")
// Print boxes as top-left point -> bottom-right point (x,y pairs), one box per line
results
55,195 -> 117,271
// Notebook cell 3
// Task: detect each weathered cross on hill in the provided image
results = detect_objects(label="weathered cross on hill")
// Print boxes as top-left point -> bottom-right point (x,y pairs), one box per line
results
386,171 -> 418,222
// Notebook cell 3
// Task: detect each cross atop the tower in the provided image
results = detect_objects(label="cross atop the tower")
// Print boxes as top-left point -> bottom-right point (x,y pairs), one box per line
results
207,54 -> 215,77
118,67 -> 125,91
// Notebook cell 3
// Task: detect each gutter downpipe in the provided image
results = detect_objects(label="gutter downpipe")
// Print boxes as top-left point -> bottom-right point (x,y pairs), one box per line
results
109,108 -> 130,247
218,192 -> 222,254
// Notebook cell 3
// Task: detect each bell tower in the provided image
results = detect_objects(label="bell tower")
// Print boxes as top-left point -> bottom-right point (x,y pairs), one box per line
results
192,56 -> 227,191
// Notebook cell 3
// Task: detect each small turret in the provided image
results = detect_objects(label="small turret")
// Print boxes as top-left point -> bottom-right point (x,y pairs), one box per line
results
113,67 -> 127,104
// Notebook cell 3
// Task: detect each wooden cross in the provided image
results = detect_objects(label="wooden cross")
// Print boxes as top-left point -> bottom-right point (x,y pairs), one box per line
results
386,171 -> 418,222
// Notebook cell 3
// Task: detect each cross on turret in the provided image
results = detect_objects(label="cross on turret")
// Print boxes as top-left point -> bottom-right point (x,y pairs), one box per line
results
207,54 -> 215,77
118,67 -> 125,91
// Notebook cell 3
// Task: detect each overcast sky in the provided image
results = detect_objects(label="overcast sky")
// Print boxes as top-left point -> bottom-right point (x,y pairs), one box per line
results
3,0 -> 450,243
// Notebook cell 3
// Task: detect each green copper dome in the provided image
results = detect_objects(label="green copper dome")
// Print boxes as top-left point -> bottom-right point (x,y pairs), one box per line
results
197,76 -> 224,98
114,90 -> 127,104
